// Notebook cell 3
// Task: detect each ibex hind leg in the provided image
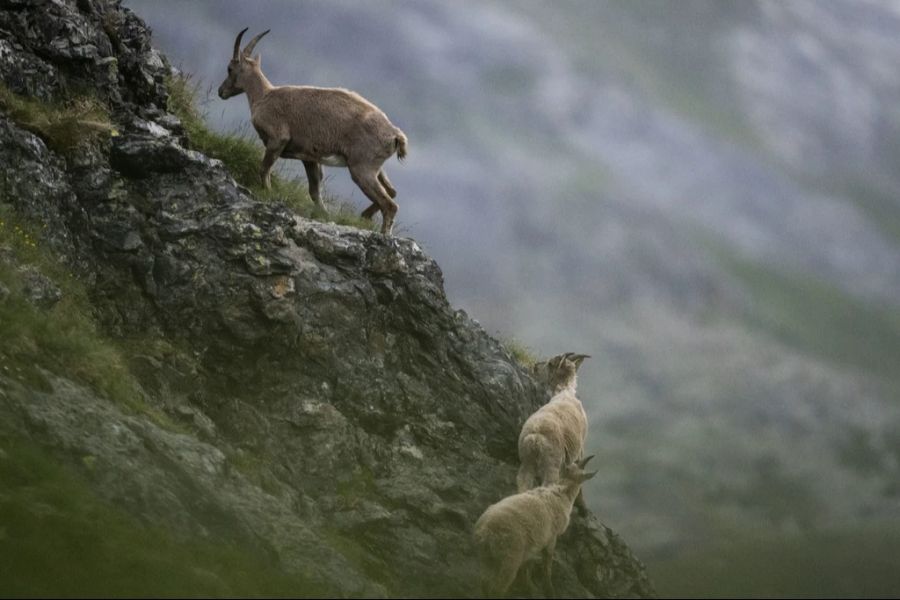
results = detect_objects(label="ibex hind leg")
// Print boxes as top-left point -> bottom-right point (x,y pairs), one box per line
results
359,171 -> 395,221
482,559 -> 521,598
349,164 -> 398,235
361,202 -> 380,220
378,170 -> 397,199
541,541 -> 557,598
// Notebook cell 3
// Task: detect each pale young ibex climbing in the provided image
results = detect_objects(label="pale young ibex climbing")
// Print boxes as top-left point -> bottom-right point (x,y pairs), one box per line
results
218,29 -> 409,235
474,455 -> 597,597
518,352 -> 590,510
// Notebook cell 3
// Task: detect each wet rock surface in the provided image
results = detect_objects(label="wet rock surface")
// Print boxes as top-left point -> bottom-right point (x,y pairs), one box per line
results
0,0 -> 653,596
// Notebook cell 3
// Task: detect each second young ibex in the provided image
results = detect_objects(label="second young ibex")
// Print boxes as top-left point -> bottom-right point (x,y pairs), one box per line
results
474,455 -> 598,597
218,28 -> 409,235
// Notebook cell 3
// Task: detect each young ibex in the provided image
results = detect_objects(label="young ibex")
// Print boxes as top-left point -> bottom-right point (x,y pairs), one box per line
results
474,455 -> 597,597
517,353 -> 590,507
218,29 -> 409,235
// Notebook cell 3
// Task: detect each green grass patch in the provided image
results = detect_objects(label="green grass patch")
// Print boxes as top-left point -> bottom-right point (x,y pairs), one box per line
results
323,469 -> 395,589
649,524 -> 900,598
335,465 -> 377,510
166,74 -> 262,187
0,206 -> 179,431
0,434 -> 324,597
226,448 -> 284,496
0,207 -> 137,405
724,253 -> 900,386
166,75 -> 375,231
502,337 -> 539,369
0,84 -> 115,154
320,527 -> 393,591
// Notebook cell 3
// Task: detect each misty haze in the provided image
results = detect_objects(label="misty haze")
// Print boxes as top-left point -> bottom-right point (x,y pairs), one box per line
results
1,0 -> 899,597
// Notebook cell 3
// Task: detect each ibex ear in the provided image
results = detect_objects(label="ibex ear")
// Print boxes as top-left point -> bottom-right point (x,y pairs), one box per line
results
531,360 -> 550,382
548,354 -> 566,375
253,53 -> 262,66
579,470 -> 598,483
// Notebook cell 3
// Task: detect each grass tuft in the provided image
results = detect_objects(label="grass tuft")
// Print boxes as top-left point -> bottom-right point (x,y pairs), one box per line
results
503,337 -> 539,369
0,206 -> 175,431
0,84 -> 115,153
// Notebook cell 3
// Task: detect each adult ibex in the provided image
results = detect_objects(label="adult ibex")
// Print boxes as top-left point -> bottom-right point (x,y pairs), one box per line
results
218,29 -> 409,235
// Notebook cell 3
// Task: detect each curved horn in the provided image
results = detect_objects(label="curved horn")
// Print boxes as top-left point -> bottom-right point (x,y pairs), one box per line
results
233,27 -> 249,61
242,29 -> 271,57
577,454 -> 595,468
570,353 -> 591,368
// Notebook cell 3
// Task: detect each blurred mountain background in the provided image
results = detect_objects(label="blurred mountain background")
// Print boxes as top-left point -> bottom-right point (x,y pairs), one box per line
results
127,0 -> 900,595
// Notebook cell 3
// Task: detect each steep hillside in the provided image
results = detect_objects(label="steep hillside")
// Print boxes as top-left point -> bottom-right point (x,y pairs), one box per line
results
0,0 -> 652,597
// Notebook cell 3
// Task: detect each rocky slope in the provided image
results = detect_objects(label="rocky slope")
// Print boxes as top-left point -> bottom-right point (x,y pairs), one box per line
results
0,0 -> 652,596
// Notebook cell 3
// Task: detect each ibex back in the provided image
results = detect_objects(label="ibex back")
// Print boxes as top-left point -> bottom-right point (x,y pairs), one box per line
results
218,28 -> 409,235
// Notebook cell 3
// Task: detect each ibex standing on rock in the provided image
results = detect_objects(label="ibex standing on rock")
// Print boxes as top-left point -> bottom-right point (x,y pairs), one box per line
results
474,455 -> 598,597
518,352 -> 591,509
218,29 -> 409,235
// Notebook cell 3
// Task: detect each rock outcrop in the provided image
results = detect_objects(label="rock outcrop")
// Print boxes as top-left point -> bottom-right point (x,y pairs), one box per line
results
0,0 -> 653,596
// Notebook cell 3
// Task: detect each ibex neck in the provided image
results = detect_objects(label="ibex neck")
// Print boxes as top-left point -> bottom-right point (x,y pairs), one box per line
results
554,375 -> 577,395
561,482 -> 582,506
244,71 -> 274,108
549,481 -> 581,509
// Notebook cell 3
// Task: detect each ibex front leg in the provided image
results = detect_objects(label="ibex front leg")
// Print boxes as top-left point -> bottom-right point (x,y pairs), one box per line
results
260,137 -> 288,190
541,538 -> 557,598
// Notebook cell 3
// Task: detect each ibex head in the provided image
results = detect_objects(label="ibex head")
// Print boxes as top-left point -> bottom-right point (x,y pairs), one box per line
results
532,352 -> 590,392
560,453 -> 597,486
218,28 -> 270,99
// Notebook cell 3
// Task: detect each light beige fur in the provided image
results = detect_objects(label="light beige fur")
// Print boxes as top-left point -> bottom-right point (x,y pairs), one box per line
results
517,353 -> 590,501
473,456 -> 597,597
218,29 -> 408,235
